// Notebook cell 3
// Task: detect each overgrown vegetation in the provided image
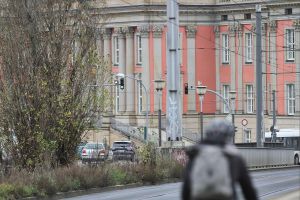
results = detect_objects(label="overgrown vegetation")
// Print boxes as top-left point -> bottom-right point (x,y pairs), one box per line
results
0,0 -> 111,170
0,155 -> 184,199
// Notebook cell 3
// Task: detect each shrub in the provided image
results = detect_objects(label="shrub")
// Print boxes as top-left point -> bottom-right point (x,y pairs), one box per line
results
0,183 -> 15,200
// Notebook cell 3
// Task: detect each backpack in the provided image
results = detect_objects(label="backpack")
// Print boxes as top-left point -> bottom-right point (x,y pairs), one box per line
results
190,145 -> 233,200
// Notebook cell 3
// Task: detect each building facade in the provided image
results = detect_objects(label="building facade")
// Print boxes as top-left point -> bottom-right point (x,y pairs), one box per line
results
95,0 -> 300,143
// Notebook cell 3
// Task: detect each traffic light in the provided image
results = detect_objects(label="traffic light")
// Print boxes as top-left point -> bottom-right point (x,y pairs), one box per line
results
119,78 -> 125,90
184,83 -> 188,94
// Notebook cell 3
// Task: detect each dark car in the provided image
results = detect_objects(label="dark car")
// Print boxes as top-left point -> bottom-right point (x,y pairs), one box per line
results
112,141 -> 135,162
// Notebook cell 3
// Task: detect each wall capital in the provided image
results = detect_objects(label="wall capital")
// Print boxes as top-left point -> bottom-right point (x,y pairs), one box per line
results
152,24 -> 164,38
122,27 -> 135,38
100,28 -> 112,40
214,25 -> 220,37
268,20 -> 277,33
228,23 -> 242,37
293,19 -> 300,31
186,25 -> 197,38
137,25 -> 151,38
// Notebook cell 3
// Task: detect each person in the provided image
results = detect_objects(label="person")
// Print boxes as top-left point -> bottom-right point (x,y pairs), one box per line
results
182,119 -> 258,200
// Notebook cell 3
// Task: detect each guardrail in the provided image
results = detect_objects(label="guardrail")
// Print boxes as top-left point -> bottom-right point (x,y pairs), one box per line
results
158,146 -> 296,168
238,147 -> 295,167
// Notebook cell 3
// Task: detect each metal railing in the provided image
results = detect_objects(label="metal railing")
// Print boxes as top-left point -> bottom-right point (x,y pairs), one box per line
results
110,118 -> 160,144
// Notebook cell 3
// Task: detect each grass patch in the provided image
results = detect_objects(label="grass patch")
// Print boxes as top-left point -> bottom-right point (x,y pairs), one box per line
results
0,147 -> 184,199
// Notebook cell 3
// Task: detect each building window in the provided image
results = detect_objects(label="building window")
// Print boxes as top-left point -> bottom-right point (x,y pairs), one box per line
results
178,32 -> 183,66
222,34 -> 230,64
116,86 -> 120,113
221,15 -> 228,21
113,36 -> 120,65
246,85 -> 254,113
244,13 -> 251,20
287,84 -> 295,115
138,74 -> 143,113
286,29 -> 295,61
244,129 -> 251,143
245,33 -> 252,63
136,34 -> 142,64
223,85 -> 230,113
285,8 -> 292,15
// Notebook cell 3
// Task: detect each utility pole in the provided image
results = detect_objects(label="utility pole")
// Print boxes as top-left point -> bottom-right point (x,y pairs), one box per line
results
256,5 -> 264,147
166,0 -> 182,141
271,90 -> 277,142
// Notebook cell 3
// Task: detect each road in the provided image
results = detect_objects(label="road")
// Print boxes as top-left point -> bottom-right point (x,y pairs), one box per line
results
64,167 -> 300,200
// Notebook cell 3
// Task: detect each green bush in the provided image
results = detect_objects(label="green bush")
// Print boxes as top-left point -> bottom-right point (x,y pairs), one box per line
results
0,183 -> 15,200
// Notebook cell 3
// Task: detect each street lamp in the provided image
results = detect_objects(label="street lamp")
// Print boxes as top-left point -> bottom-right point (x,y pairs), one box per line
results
154,79 -> 165,147
229,90 -> 236,143
196,83 -> 207,141
115,73 -> 149,141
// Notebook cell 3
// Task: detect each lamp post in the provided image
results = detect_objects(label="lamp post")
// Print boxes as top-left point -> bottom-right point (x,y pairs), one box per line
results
196,83 -> 207,141
229,90 -> 236,143
154,79 -> 165,147
116,73 -> 149,141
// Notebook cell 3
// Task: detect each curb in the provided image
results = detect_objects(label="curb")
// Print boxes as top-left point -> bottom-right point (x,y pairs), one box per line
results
249,165 -> 300,171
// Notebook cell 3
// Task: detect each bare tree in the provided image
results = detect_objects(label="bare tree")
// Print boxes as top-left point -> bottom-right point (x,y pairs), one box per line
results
0,0 -> 110,169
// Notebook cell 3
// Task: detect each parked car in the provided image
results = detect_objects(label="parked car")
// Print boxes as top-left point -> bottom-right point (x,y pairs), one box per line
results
81,142 -> 107,164
111,141 -> 135,162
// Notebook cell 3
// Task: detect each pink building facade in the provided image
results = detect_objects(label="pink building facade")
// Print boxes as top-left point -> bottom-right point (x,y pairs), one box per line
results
97,0 -> 300,143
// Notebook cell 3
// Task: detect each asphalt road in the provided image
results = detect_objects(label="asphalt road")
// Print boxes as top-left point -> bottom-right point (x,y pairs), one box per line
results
64,167 -> 300,200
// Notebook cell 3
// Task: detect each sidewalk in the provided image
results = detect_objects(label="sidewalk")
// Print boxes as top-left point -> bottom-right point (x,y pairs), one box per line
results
271,190 -> 300,200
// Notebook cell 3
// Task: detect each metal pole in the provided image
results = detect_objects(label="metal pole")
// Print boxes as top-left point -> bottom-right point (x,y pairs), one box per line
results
256,5 -> 264,147
271,90 -> 277,142
200,96 -> 204,141
158,91 -> 162,146
166,0 -> 182,141
231,99 -> 235,144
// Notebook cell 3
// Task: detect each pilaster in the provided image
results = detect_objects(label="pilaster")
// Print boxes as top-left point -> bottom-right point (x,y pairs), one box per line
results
268,20 -> 277,114
214,26 -> 221,113
152,25 -> 164,111
137,25 -> 151,113
229,24 -> 238,95
115,27 -> 126,113
293,19 -> 300,114
101,28 -> 112,61
123,27 -> 135,113
237,28 -> 243,114
186,25 -> 197,113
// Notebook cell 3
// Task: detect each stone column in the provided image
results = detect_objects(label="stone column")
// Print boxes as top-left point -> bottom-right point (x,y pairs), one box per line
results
101,28 -> 113,113
261,23 -> 267,114
186,25 -> 197,113
294,19 -> 300,115
237,26 -> 243,113
102,28 -> 112,63
214,26 -> 221,113
115,27 -> 126,113
152,25 -> 164,112
229,25 -> 236,99
124,27 -> 135,114
137,25 -> 151,113
96,28 -> 103,58
269,20 -> 277,114
251,24 -> 257,113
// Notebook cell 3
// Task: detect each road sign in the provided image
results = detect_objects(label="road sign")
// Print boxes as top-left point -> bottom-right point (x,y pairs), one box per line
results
241,119 -> 248,126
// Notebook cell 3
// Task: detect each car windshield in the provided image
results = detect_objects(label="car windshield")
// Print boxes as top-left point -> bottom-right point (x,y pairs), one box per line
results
85,143 -> 104,149
113,142 -> 131,148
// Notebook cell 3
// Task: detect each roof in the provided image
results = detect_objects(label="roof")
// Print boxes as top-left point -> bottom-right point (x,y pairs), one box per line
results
265,129 -> 300,138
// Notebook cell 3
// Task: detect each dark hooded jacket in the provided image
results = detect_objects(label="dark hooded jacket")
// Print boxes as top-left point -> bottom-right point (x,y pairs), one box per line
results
182,141 -> 258,200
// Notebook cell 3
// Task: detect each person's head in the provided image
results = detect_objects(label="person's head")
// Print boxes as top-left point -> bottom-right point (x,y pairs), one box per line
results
204,119 -> 234,145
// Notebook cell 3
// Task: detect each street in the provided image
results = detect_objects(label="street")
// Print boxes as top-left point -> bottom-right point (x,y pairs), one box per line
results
64,167 -> 300,200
